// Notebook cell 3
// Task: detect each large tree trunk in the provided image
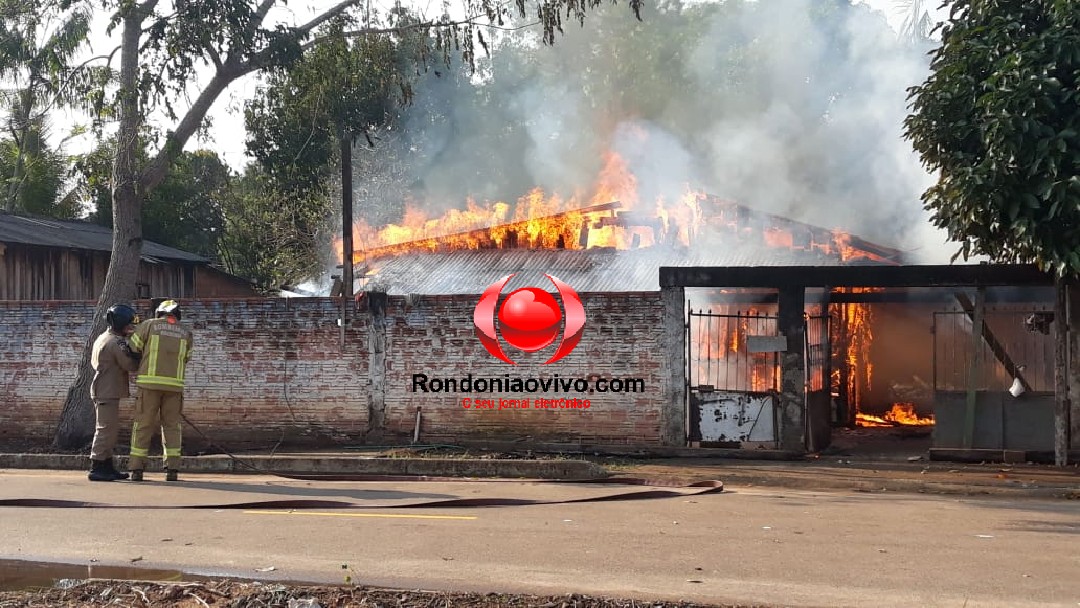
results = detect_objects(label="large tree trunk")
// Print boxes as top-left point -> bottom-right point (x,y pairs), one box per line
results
53,7 -> 146,450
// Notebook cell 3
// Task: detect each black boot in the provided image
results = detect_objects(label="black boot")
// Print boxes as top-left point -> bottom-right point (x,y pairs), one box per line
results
165,469 -> 179,482
105,459 -> 130,481
129,469 -> 144,482
88,459 -> 115,482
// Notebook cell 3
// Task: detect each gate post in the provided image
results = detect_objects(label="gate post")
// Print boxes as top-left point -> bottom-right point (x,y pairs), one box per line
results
778,286 -> 807,452
661,285 -> 687,446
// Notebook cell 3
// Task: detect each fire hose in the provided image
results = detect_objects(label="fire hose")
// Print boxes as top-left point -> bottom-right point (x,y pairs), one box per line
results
0,413 -> 725,510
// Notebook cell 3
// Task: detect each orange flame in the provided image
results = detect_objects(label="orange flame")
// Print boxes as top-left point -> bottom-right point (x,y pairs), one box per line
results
330,148 -> 892,271
332,152 -> 710,265
827,288 -> 877,423
856,403 -> 935,427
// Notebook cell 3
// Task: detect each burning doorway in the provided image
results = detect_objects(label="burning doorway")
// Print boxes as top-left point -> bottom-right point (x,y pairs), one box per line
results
828,290 -> 938,430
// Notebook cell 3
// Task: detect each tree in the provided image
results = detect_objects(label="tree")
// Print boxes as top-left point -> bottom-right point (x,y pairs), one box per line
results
0,0 -> 90,212
243,12 -> 429,293
904,0 -> 1080,277
245,19 -> 409,191
216,164 -> 334,291
45,0 -> 643,448
89,149 -> 230,259
0,118 -> 79,217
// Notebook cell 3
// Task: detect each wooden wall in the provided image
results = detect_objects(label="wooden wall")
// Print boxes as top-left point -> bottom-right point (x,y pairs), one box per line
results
0,243 -> 200,301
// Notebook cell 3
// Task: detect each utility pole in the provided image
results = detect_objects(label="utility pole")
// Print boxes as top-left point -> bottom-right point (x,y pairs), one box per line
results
340,129 -> 354,299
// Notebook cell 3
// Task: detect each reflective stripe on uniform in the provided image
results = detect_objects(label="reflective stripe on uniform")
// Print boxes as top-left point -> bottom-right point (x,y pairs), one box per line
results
136,375 -> 185,388
164,448 -> 181,457
130,420 -> 143,454
147,335 -> 160,377
130,334 -> 143,350
177,340 -> 188,381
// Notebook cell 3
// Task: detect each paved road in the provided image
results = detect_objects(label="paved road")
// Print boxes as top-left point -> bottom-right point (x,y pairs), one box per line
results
1,469 -> 1078,608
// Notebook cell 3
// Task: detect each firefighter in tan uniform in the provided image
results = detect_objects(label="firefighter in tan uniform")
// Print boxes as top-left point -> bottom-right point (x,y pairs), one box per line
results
127,300 -> 194,482
88,303 -> 142,482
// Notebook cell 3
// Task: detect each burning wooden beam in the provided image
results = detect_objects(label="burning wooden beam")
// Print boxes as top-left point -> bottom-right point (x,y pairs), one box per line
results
350,201 -> 624,262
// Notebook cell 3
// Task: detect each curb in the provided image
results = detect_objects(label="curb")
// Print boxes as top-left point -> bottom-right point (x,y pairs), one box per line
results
0,454 -> 610,480
687,470 -> 1080,500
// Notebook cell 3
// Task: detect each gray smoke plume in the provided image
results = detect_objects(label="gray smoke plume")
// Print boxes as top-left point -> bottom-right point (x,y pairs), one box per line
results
351,0 -> 958,264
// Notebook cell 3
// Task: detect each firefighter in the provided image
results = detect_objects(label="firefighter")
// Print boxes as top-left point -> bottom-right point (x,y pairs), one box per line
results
127,299 -> 194,482
88,303 -> 142,482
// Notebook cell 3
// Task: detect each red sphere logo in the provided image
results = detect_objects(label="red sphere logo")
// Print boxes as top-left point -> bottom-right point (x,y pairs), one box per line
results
474,274 -> 585,365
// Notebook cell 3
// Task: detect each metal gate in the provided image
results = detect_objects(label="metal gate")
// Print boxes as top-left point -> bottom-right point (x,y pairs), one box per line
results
686,309 -> 780,446
686,309 -> 832,447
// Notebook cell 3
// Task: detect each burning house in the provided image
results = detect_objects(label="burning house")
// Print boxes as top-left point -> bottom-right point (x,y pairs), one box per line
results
319,151 -> 1072,457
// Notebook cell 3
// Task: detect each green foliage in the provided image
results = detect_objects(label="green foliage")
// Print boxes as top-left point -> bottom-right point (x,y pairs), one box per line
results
217,164 -> 333,291
0,0 -> 91,213
138,0 -> 302,122
76,143 -> 322,290
0,0 -> 90,94
84,147 -> 229,260
904,0 -> 1080,276
71,143 -> 112,220
145,151 -> 230,258
0,123 -> 76,217
245,19 -> 412,193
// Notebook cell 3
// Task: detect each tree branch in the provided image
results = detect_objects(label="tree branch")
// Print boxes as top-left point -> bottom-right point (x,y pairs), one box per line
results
136,0 -> 161,15
70,46 -> 123,73
299,15 -> 534,52
207,46 -> 223,70
295,0 -> 365,36
140,69 -> 235,192
252,0 -> 278,27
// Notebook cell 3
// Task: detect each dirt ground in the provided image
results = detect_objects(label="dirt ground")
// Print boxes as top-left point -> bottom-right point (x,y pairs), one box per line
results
0,580 -> 764,607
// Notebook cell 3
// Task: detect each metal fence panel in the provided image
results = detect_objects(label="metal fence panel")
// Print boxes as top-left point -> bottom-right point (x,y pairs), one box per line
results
933,309 -> 1055,392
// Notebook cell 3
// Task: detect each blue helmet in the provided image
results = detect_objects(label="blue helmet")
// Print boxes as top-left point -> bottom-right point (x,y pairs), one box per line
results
106,304 -> 137,331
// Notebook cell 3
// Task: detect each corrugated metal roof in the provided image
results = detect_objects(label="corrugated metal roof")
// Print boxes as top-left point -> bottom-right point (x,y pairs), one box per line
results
359,242 -> 863,295
0,212 -> 208,263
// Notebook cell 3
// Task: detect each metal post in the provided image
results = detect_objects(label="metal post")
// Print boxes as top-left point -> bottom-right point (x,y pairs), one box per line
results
340,132 -> 354,300
1054,276 -> 1071,466
963,287 -> 985,449
778,286 -> 807,451
686,300 -> 692,446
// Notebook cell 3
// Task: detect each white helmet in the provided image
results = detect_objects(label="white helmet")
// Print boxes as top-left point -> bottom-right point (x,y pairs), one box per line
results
156,299 -> 181,320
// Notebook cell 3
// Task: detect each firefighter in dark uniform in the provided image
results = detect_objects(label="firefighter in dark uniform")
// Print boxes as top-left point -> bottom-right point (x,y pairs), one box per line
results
127,299 -> 194,482
88,303 -> 142,482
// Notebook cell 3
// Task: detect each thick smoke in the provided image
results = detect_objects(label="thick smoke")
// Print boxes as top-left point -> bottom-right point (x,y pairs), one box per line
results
355,0 -> 959,263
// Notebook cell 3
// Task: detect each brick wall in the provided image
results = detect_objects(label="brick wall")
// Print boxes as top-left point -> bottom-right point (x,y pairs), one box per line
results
380,292 -> 672,445
0,291 -> 680,449
0,301 -> 97,441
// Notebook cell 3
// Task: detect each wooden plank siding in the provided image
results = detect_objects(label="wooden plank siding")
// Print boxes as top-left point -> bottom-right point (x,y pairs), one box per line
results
0,243 -> 197,301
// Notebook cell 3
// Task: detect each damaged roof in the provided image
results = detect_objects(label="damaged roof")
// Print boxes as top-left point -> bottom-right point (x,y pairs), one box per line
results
351,193 -> 908,295
0,212 -> 208,263
359,243 -> 873,295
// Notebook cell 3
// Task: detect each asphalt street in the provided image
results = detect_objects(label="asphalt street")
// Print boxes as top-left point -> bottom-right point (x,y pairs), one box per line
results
1,469 -> 1078,608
